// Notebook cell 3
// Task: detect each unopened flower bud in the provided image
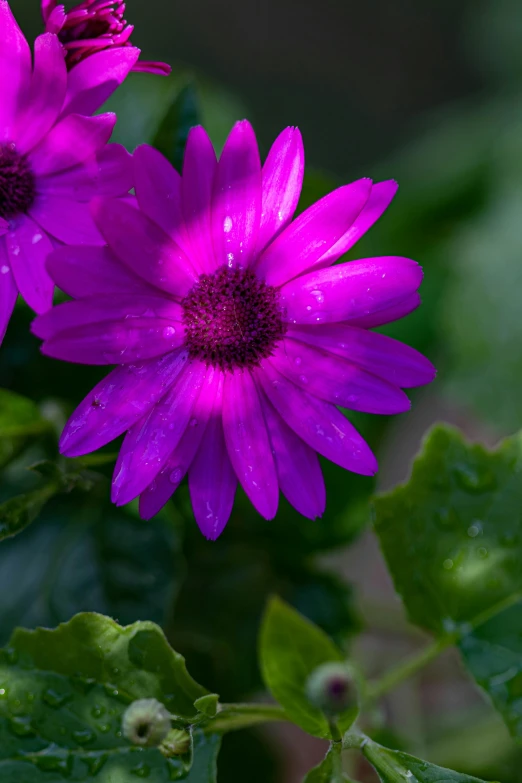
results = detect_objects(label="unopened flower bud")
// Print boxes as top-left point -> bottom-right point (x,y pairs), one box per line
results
160,729 -> 192,758
122,698 -> 171,747
306,662 -> 357,715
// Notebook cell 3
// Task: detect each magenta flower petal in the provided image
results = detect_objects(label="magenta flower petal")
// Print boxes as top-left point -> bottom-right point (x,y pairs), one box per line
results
90,197 -> 197,297
139,369 -> 219,520
346,292 -> 421,328
39,144 -> 133,200
14,34 -> 67,154
181,126 -> 218,274
257,126 -> 304,253
29,113 -> 116,177
30,195 -> 104,246
254,179 -> 372,287
189,381 -> 238,540
317,180 -> 398,266
222,370 -> 278,519
0,218 -> 8,236
290,323 -> 436,388
133,145 -> 188,250
33,294 -> 182,340
6,216 -> 54,314
60,349 -> 189,457
260,392 -> 325,520
62,47 -> 140,117
281,256 -> 423,325
0,244 -> 18,342
272,338 -> 411,415
42,318 -> 184,365
212,120 -> 262,270
111,359 -> 207,506
46,245 -> 149,299
258,361 -> 378,476
0,0 -> 31,141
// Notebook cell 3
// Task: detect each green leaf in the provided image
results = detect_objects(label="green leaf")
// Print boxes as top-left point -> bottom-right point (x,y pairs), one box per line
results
459,602 -> 522,743
0,390 -> 49,469
259,597 -> 357,739
194,695 -> 219,719
0,613 -> 210,781
303,746 -> 352,782
184,732 -> 221,782
363,740 -> 497,783
153,84 -> 201,172
373,424 -> 522,636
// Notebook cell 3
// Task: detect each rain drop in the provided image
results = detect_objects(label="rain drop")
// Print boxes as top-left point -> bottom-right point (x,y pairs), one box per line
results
477,547 -> 488,559
443,558 -> 454,570
72,729 -> 96,745
467,522 -> 482,538
170,468 -> 183,485
43,688 -> 71,708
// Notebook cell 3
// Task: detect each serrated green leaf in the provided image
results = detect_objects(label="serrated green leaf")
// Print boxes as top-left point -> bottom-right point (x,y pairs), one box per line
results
0,483 -> 59,542
459,602 -> 522,743
0,390 -> 49,469
153,84 -> 201,172
259,597 -> 357,739
373,424 -> 522,635
363,740 -> 497,783
0,613 -> 211,781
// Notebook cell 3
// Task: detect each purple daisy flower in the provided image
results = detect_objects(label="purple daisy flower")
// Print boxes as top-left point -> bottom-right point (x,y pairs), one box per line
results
0,0 -> 136,343
42,0 -> 171,75
34,121 -> 435,539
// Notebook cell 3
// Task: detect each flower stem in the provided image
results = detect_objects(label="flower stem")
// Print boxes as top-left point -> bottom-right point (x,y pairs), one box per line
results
205,703 -> 289,734
366,636 -> 453,703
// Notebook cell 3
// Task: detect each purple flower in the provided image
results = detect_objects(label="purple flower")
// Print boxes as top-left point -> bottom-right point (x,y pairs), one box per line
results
42,0 -> 171,75
34,121 -> 435,539
0,0 -> 135,344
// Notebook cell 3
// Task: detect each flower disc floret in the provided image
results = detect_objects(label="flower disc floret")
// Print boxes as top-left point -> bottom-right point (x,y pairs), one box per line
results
0,144 -> 35,220
182,266 -> 286,372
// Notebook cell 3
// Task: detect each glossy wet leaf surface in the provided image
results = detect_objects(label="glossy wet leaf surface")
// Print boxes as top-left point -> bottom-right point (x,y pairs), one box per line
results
373,425 -> 522,636
0,614 -> 209,781
260,597 -> 357,739
363,741 -> 496,783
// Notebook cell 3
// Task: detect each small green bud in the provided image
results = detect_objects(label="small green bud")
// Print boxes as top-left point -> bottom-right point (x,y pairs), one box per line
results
160,728 -> 192,758
122,698 -> 171,747
306,662 -> 357,715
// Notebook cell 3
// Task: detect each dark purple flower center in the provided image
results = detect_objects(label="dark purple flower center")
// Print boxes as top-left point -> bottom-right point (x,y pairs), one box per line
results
182,266 -> 286,372
59,1 -> 133,69
0,144 -> 36,221
326,677 -> 350,705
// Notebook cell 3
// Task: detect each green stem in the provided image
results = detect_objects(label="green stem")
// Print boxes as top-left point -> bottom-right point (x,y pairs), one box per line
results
205,703 -> 289,734
366,636 -> 454,703
330,741 -> 344,783
362,740 -> 405,783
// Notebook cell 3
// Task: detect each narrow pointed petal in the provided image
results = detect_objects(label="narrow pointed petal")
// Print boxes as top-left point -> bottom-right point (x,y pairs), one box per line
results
260,392 -> 325,520
62,47 -> 140,117
40,144 -> 133,200
30,195 -> 104,246
289,323 -> 436,388
254,179 -> 372,286
212,120 -> 261,269
222,370 -> 278,519
0,0 -> 31,141
272,338 -> 410,414
59,349 -> 189,457
15,34 -> 67,154
280,257 -> 423,325
257,126 -> 304,253
346,293 -> 421,328
139,368 -> 219,520
112,360 -> 207,506
33,295 -> 182,340
317,180 -> 398,266
91,197 -> 197,297
0,242 -> 18,343
182,126 -> 217,274
133,145 -> 188,250
189,379 -> 237,540
46,245 -> 150,298
6,216 -> 54,314
257,361 -> 377,476
29,113 -> 116,177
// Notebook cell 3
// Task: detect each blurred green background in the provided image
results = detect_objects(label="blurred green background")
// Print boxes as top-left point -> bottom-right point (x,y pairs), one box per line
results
4,0 -> 522,781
